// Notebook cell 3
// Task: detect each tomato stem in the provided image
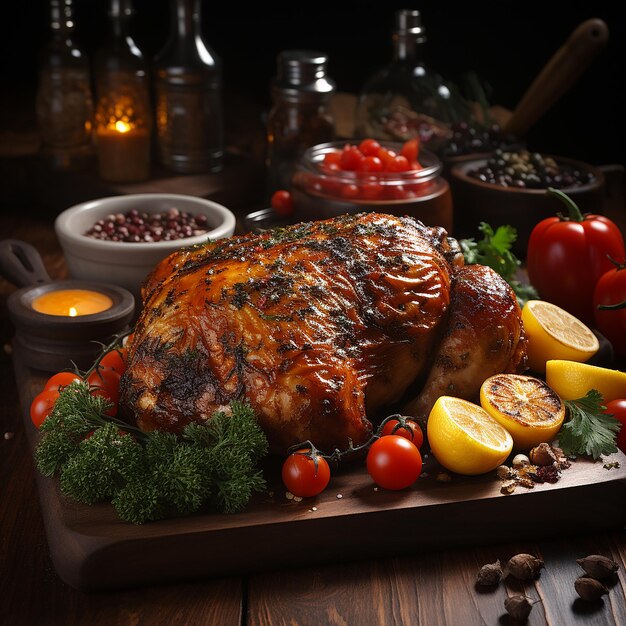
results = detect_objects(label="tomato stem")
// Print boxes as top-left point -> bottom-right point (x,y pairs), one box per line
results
607,254 -> 626,270
547,187 -> 584,222
598,299 -> 626,311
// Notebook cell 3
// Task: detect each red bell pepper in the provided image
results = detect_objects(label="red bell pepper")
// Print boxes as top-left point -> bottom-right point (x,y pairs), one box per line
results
526,188 -> 626,325
593,258 -> 626,357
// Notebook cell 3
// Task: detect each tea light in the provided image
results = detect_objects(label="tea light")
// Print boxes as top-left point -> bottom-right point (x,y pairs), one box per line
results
96,120 -> 150,183
31,289 -> 113,317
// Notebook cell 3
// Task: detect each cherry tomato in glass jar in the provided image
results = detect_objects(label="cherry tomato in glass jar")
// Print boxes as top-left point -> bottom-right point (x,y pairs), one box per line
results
270,190 -> 295,217
282,448 -> 331,497
358,138 -> 382,156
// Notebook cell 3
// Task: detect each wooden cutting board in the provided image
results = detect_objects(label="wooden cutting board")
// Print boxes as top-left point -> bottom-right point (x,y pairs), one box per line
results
14,350 -> 626,591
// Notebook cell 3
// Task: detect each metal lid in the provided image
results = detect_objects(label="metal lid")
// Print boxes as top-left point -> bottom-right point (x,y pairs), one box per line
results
273,50 -> 335,96
394,9 -> 427,43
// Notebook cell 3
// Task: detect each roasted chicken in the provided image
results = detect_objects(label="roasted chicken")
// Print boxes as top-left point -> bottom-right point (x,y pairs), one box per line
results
120,212 -> 526,453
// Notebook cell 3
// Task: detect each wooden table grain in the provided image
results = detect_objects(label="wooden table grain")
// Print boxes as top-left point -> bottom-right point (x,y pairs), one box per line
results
2,201 -> 626,626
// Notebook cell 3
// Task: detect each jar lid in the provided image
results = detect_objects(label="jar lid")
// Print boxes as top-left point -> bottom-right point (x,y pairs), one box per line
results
273,50 -> 335,96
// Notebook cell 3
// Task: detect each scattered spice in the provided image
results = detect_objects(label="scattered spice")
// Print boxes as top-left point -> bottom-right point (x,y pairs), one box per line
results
603,461 -> 620,470
517,476 -> 535,489
507,554 -> 544,580
336,493 -> 343,499
4,432 -> 14,440
437,472 -> 452,482
529,443 -> 557,466
477,560 -> 503,586
497,465 -> 517,480
504,595 -> 533,621
576,555 -> 619,579
512,454 -> 530,468
501,481 -> 517,495
285,491 -> 294,500
574,577 -> 609,601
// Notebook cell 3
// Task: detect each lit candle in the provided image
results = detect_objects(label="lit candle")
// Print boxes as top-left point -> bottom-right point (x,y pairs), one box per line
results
32,289 -> 114,317
96,119 -> 150,183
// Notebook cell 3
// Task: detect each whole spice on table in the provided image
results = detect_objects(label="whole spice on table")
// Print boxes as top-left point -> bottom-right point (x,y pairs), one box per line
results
504,595 -> 533,621
476,560 -> 503,586
507,554 -> 545,580
529,443 -> 558,466
574,577 -> 609,601
576,555 -> 619,579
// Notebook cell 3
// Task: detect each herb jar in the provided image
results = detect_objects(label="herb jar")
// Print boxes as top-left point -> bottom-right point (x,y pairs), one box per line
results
291,140 -> 453,232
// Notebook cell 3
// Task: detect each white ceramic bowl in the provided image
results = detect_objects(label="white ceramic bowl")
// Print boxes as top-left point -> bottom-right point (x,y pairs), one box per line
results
55,193 -> 236,303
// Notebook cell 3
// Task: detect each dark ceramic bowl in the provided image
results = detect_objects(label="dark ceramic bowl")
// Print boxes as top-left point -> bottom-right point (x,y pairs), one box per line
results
448,154 -> 606,257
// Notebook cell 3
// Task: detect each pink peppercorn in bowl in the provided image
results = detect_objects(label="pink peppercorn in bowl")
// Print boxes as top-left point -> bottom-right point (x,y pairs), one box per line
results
55,193 -> 236,303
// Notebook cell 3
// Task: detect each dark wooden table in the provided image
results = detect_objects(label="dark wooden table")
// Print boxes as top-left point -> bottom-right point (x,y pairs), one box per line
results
1,156 -> 626,626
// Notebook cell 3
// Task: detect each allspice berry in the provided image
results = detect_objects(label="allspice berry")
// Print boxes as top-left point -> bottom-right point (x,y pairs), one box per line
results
507,553 -> 545,580
504,595 -> 533,621
576,555 -> 619,579
477,560 -> 503,586
529,443 -> 557,466
575,577 -> 609,601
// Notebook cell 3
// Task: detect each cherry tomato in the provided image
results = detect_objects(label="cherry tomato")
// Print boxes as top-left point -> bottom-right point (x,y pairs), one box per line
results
339,146 -> 364,171
87,368 -> 121,414
44,371 -> 82,392
358,138 -> 381,157
360,182 -> 383,200
270,190 -> 294,217
377,148 -> 397,169
381,418 -> 424,449
30,389 -> 60,428
593,261 -> 626,358
605,399 -> 626,453
387,155 -> 411,172
98,347 -> 128,376
400,138 -> 420,163
366,435 -> 422,490
282,449 -> 331,497
322,151 -> 341,171
340,183 -> 360,199
359,155 -> 383,173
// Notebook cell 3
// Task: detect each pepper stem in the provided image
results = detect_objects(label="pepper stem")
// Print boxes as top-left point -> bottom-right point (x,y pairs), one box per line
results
547,187 -> 584,222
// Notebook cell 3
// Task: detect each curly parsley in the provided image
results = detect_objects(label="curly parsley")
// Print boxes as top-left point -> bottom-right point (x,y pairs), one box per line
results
35,382 -> 268,523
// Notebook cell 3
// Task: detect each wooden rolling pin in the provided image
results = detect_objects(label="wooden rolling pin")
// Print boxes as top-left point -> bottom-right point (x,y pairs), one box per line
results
503,18 -> 609,137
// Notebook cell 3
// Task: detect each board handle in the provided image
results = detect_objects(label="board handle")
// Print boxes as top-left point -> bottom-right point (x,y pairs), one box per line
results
0,239 -> 52,288
503,18 -> 609,137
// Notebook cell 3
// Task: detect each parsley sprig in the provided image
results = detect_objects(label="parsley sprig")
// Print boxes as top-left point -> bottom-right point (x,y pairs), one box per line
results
35,382 -> 268,523
559,390 -> 621,460
460,222 -> 538,307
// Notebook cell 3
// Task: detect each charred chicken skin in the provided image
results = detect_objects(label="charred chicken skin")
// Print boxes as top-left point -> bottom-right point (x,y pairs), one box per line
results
120,213 -> 527,453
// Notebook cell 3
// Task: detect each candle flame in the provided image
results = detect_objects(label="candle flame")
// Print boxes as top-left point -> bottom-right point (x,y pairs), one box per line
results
69,307 -> 78,317
114,120 -> 132,133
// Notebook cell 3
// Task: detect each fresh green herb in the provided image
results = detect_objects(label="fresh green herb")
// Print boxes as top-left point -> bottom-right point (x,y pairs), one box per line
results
35,383 -> 268,524
559,390 -> 621,460
459,222 -> 538,307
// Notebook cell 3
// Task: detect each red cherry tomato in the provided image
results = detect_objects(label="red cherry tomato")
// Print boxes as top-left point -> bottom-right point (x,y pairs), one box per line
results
98,347 -> 128,376
30,389 -> 60,428
358,138 -> 382,157
387,155 -> 411,172
87,368 -> 121,414
322,151 -> 341,171
270,190 -> 294,217
359,155 -> 383,173
593,262 -> 626,358
340,183 -> 360,199
282,449 -> 331,497
605,399 -> 626,453
360,182 -> 383,200
400,138 -> 420,163
339,146 -> 364,171
44,371 -> 82,392
381,418 -> 424,449
377,148 -> 397,169
366,435 -> 422,490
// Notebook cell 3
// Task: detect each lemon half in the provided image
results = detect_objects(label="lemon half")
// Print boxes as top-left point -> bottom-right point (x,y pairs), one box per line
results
427,396 -> 513,475
522,300 -> 599,374
545,360 -> 626,402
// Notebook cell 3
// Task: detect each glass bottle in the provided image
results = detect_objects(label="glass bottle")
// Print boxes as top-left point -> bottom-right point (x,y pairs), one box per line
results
93,0 -> 152,182
154,0 -> 224,174
266,50 -> 336,194
355,9 -> 468,153
35,0 -> 93,169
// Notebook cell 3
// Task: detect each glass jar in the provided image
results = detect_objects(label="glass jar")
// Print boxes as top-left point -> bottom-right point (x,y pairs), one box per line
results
266,50 -> 336,194
154,0 -> 224,174
291,140 -> 453,233
35,0 -> 94,169
93,0 -> 152,182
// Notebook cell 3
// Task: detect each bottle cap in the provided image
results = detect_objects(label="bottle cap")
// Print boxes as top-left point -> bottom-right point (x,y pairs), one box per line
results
273,50 -> 335,96
394,9 -> 427,43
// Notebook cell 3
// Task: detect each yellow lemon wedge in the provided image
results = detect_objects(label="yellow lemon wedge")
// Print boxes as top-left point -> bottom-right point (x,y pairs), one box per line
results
479,374 -> 565,450
521,300 -> 599,374
427,396 -> 513,475
545,360 -> 626,402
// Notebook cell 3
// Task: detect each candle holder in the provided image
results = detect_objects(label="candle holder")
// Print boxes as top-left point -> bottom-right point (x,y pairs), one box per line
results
0,240 -> 134,373
93,0 -> 152,183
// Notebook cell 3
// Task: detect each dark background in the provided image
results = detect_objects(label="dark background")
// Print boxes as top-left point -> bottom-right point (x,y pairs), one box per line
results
1,0 -> 625,166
